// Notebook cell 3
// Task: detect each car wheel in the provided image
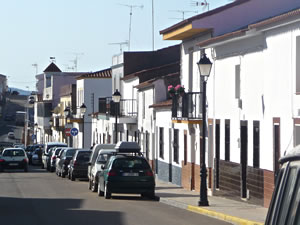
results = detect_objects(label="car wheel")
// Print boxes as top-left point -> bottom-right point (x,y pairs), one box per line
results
41,163 -> 44,169
147,190 -> 155,199
91,179 -> 98,192
97,181 -> 104,196
71,172 -> 75,181
104,182 -> 111,199
88,179 -> 92,190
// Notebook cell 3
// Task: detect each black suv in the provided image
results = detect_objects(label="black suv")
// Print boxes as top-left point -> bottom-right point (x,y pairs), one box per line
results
68,150 -> 91,181
265,145 -> 300,225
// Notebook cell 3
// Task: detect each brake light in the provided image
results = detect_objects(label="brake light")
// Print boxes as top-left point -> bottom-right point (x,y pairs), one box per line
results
108,170 -> 117,176
73,160 -> 77,165
23,158 -> 28,163
0,159 -> 5,163
52,155 -> 56,160
145,170 -> 153,176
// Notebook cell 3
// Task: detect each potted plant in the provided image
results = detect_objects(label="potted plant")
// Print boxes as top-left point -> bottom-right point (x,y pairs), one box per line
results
168,85 -> 176,97
175,84 -> 185,96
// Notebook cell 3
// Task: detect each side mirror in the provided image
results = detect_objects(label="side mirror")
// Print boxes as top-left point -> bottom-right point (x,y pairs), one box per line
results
88,162 -> 91,166
101,165 -> 105,170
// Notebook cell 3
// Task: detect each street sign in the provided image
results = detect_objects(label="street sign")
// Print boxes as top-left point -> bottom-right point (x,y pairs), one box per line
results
65,128 -> 71,137
70,128 -> 79,136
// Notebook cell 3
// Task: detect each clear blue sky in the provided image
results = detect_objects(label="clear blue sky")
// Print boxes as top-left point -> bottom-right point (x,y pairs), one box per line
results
0,0 -> 230,90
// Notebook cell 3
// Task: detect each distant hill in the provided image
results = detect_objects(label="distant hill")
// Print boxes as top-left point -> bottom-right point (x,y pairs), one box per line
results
8,87 -> 31,96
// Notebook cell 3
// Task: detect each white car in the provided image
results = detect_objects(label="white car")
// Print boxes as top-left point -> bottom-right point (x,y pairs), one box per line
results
7,132 -> 15,139
0,148 -> 29,172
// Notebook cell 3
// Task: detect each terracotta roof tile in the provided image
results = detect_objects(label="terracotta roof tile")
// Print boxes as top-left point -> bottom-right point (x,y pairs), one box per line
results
77,68 -> 112,80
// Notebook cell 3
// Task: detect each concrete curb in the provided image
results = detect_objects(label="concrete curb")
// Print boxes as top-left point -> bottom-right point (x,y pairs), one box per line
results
187,205 -> 264,225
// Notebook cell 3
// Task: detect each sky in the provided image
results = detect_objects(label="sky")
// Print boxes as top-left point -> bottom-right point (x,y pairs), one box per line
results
0,0 -> 230,91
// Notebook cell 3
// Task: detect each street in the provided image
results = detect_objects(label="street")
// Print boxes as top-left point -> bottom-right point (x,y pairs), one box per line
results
0,166 -> 230,225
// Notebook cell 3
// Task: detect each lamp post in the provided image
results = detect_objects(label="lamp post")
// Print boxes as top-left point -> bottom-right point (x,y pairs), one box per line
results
34,123 -> 38,144
197,52 -> 212,207
64,107 -> 71,146
80,103 -> 87,148
112,89 -> 121,144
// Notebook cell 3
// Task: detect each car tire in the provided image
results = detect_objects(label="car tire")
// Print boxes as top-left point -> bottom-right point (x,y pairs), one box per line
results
41,163 -> 44,169
71,172 -> 75,181
104,182 -> 111,199
91,179 -> 98,192
147,190 -> 155,199
88,180 -> 92,190
97,181 -> 104,197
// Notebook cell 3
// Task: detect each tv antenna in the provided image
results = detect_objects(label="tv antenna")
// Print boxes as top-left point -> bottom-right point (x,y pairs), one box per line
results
49,57 -> 56,63
32,63 -> 38,74
119,3 -> 143,51
108,41 -> 129,53
191,0 -> 209,11
67,52 -> 84,72
169,10 -> 198,20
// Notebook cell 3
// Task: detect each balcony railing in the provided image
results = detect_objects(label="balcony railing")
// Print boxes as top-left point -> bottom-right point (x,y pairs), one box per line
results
171,92 -> 203,120
98,97 -> 137,117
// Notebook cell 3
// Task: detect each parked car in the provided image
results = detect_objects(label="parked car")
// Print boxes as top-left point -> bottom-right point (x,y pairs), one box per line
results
68,149 -> 91,181
55,148 -> 67,176
0,148 -> 29,172
42,142 -> 67,171
265,145 -> 300,225
88,144 -> 115,190
7,132 -> 15,139
97,141 -> 155,199
89,148 -> 116,192
25,145 -> 35,164
56,148 -> 76,178
31,148 -> 43,165
49,147 -> 64,172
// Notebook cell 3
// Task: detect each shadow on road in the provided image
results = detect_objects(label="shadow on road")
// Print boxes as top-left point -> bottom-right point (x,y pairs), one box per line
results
0,196 -> 125,225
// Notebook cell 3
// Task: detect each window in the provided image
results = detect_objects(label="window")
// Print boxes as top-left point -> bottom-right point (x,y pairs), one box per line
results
173,129 -> 179,163
235,65 -> 240,99
225,120 -> 230,161
253,121 -> 260,168
294,125 -> 300,147
159,128 -> 164,159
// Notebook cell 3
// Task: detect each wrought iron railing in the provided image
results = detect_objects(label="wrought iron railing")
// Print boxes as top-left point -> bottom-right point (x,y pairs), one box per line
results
171,92 -> 203,120
98,97 -> 137,117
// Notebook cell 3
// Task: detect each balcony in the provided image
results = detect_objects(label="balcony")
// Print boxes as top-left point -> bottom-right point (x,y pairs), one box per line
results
98,97 -> 137,124
171,92 -> 203,124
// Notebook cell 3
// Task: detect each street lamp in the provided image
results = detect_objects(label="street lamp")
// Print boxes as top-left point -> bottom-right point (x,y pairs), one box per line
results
112,89 -> 121,143
80,103 -> 87,148
197,52 -> 212,207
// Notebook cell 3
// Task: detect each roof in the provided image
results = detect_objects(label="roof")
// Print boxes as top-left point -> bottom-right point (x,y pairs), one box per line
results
197,7 -> 300,47
76,68 -> 111,80
160,0 -> 249,40
149,99 -> 172,108
43,62 -> 62,73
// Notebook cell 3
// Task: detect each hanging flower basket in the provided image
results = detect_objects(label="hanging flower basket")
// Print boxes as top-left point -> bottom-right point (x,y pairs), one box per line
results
168,85 -> 176,97
175,84 -> 185,96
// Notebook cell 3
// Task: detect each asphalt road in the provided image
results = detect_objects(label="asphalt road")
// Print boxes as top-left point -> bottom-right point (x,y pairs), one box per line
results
0,166 -> 230,225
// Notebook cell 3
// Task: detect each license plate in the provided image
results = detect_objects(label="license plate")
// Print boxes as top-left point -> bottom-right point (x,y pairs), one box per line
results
123,172 -> 139,176
9,163 -> 18,166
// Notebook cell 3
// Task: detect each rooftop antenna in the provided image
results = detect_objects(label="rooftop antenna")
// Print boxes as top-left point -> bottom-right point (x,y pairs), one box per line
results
169,10 -> 198,20
69,52 -> 84,72
108,41 -> 129,53
32,63 -> 38,74
191,0 -> 209,11
119,3 -> 143,51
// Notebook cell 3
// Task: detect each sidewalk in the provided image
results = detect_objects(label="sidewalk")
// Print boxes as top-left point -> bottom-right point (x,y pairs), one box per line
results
155,179 -> 268,225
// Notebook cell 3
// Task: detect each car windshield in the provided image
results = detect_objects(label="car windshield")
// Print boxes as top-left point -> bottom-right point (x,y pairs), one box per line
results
112,158 -> 150,169
97,153 -> 112,163
3,150 -> 25,157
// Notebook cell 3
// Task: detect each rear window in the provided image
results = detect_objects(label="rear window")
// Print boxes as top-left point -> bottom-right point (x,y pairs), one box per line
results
66,149 -> 76,157
77,152 -> 91,161
3,150 -> 25,157
112,157 -> 150,169
97,153 -> 113,164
